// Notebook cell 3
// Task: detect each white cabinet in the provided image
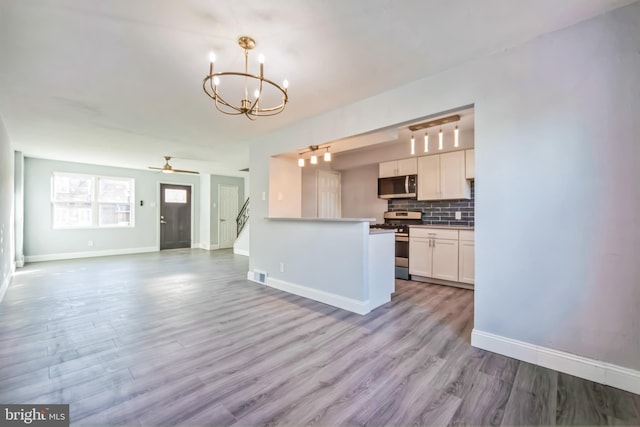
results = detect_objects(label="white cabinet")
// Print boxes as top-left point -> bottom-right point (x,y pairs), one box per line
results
465,149 -> 475,179
379,158 -> 417,178
409,236 -> 432,277
417,151 -> 470,200
458,230 -> 475,285
409,228 -> 459,282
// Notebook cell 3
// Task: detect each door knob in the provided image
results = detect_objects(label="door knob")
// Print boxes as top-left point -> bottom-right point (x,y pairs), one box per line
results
160,220 -> 167,224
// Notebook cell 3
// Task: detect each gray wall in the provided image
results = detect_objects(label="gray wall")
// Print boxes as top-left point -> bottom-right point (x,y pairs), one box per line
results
24,157 -> 200,258
0,115 -> 14,295
249,3 -> 640,371
209,174 -> 245,246
341,164 -> 387,223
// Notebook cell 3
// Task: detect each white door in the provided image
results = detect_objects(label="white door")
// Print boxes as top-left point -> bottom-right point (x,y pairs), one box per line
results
417,155 -> 440,200
432,238 -> 459,281
317,170 -> 341,218
218,184 -> 239,249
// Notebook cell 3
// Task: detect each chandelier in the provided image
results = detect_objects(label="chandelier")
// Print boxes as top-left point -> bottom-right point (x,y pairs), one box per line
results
202,36 -> 289,120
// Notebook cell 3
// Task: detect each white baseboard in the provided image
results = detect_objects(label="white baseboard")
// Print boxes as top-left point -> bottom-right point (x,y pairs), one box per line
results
471,329 -> 640,395
0,262 -> 15,303
16,256 -> 24,268
194,243 -> 220,250
24,246 -> 157,263
263,277 -> 371,315
233,248 -> 249,256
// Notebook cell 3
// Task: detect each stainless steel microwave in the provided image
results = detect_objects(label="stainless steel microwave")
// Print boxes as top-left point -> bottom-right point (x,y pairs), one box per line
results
378,175 -> 417,199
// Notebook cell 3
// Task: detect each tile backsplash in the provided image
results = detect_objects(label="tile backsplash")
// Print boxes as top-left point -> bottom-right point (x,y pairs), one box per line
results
388,181 -> 475,227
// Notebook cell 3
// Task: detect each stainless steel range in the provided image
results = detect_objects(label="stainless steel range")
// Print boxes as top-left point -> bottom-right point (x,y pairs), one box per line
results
370,211 -> 422,279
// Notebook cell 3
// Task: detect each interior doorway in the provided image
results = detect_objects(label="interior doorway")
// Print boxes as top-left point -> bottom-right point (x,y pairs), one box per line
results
160,184 -> 192,250
317,170 -> 341,218
218,184 -> 239,249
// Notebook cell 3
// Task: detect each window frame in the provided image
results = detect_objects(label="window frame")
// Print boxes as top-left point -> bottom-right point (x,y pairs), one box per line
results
51,172 -> 136,229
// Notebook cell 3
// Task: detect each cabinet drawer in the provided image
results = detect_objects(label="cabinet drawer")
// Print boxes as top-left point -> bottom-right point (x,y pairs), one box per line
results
410,228 -> 459,240
459,230 -> 475,241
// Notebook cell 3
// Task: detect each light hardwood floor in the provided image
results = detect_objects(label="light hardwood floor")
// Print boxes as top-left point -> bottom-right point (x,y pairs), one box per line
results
0,249 -> 638,426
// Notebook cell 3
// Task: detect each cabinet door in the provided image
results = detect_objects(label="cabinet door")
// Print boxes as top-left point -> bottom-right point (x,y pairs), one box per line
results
459,240 -> 475,284
409,238 -> 432,277
379,161 -> 397,178
397,158 -> 417,176
440,151 -> 470,200
432,239 -> 459,281
465,149 -> 475,180
417,155 -> 440,200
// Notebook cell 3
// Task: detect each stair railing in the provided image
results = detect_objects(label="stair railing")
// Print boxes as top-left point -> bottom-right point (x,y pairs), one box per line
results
236,197 -> 250,236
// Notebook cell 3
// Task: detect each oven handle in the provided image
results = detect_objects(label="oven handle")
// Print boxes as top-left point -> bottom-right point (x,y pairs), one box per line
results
396,235 -> 409,242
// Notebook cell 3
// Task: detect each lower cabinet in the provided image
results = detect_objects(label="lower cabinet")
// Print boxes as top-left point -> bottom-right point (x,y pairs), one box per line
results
409,228 -> 459,282
458,231 -> 475,284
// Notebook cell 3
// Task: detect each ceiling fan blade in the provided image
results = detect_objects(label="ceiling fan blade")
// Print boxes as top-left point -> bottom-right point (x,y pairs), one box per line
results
172,169 -> 200,174
148,167 -> 163,170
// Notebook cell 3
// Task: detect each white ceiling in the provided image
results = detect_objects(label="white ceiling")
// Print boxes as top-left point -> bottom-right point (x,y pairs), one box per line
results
0,0 -> 636,175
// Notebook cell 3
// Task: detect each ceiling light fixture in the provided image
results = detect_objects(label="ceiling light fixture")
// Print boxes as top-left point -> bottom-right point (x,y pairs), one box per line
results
203,36 -> 289,120
454,125 -> 460,148
408,114 -> 461,154
298,145 -> 332,167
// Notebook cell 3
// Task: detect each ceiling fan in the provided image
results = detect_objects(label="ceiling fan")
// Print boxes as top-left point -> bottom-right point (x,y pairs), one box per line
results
148,156 -> 199,175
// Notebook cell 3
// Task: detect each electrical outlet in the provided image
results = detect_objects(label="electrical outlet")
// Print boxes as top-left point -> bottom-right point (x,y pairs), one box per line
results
279,262 -> 285,273
262,191 -> 266,201
455,211 -> 462,220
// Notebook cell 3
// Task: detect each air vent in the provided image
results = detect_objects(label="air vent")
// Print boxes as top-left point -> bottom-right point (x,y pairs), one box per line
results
252,270 -> 267,284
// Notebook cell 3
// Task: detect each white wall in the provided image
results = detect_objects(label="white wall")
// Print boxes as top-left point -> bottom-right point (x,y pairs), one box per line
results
268,157 -> 301,217
0,115 -> 14,301
199,173 -> 211,249
23,157 -> 201,259
250,3 -> 640,373
341,164 -> 387,224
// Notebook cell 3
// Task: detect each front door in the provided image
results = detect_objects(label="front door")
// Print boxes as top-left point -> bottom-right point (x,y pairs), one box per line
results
160,184 -> 192,250
218,184 -> 239,249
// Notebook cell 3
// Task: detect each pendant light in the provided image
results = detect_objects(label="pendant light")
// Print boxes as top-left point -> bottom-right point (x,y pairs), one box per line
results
454,124 -> 459,148
424,133 -> 429,153
324,148 -> 331,162
410,134 -> 415,155
310,153 -> 318,164
298,156 -> 305,167
438,129 -> 443,150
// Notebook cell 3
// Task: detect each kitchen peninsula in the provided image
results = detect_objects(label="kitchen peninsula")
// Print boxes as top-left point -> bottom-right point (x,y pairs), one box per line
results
248,217 -> 394,315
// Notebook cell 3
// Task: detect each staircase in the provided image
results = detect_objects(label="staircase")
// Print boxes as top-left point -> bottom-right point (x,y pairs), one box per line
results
234,198 -> 250,256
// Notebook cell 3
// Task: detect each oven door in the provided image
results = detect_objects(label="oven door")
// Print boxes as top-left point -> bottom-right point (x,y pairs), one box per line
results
395,234 -> 409,267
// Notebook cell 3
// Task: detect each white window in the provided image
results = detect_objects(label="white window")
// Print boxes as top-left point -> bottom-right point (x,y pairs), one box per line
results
52,173 -> 135,228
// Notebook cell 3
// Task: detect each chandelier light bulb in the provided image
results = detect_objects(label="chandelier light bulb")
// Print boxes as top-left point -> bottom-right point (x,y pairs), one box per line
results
258,53 -> 265,64
213,76 -> 220,86
310,154 -> 318,165
454,125 -> 459,147
298,157 -> 304,167
424,133 -> 429,153
324,149 -> 331,162
254,89 -> 260,99
283,79 -> 289,89
438,129 -> 443,150
208,51 -> 216,63
410,134 -> 415,155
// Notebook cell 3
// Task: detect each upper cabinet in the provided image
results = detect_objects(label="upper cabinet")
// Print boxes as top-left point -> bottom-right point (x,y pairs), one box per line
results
417,151 -> 470,200
379,158 -> 417,178
465,149 -> 475,179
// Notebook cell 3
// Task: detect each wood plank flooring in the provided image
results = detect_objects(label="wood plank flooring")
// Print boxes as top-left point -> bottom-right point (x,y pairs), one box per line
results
0,249 -> 638,426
